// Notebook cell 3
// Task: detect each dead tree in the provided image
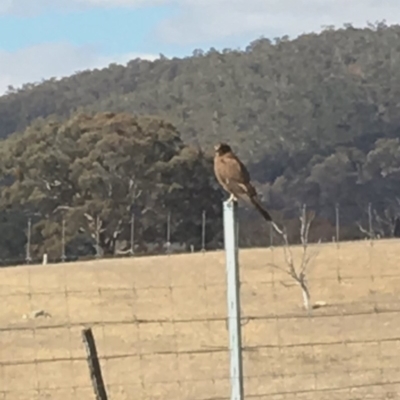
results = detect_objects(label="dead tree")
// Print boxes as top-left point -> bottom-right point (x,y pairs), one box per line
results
357,199 -> 400,239
79,178 -> 143,255
269,205 -> 320,312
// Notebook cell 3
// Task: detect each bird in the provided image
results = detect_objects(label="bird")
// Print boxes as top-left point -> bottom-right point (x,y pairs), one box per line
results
213,142 -> 273,222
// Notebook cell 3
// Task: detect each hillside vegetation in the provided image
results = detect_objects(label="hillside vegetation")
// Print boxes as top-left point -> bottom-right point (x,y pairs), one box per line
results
1,22 -> 400,260
0,113 -> 223,261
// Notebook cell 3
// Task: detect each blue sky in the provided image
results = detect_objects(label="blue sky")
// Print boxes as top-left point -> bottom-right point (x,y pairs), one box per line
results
0,0 -> 399,94
0,6 -> 188,57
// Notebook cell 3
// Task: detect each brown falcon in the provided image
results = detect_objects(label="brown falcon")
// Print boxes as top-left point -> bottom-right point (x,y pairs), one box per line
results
213,142 -> 272,222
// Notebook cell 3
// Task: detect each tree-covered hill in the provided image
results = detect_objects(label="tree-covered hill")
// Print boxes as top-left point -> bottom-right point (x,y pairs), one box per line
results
2,22 -> 400,161
1,22 -> 400,261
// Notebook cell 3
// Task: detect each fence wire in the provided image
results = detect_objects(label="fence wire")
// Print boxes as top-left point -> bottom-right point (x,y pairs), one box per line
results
1,221 -> 400,399
1,200 -> 400,267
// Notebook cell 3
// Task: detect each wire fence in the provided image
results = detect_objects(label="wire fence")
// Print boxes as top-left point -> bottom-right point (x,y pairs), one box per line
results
1,200 -> 400,267
1,233 -> 400,399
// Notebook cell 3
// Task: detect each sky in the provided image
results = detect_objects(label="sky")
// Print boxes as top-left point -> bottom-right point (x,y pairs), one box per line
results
1,0 -> 400,95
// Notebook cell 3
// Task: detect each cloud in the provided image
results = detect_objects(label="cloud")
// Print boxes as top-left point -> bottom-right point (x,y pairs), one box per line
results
0,42 -> 157,95
3,1 -> 399,44
0,0 -> 167,15
156,0 -> 400,44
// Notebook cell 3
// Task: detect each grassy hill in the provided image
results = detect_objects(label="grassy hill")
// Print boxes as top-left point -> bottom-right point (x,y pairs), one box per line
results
1,239 -> 400,399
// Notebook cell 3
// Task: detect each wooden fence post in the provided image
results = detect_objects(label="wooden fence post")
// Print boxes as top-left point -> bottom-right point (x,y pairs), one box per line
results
81,328 -> 108,400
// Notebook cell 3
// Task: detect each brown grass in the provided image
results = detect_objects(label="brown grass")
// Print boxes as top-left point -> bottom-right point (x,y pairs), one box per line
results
1,239 -> 400,399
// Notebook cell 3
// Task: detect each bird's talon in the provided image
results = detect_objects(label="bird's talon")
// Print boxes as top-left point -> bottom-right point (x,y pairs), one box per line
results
227,194 -> 237,204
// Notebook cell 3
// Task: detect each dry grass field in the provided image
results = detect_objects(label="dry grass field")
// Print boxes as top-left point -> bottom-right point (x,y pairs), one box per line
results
1,239 -> 400,399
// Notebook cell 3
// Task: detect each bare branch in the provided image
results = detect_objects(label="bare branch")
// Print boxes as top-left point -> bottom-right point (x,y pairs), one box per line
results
267,262 -> 291,275
112,219 -> 123,239
271,221 -> 284,236
267,205 -> 320,312
374,209 -> 391,227
356,221 -> 374,238
304,211 -> 315,243
84,213 -> 94,222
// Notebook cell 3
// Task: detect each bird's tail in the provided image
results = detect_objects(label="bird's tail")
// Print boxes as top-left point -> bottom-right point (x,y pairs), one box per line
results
249,195 -> 273,222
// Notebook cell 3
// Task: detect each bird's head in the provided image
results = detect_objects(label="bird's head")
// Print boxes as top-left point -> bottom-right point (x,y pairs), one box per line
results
214,142 -> 232,156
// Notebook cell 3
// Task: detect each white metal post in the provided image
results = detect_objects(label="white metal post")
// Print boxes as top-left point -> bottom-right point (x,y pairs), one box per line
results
223,200 -> 244,400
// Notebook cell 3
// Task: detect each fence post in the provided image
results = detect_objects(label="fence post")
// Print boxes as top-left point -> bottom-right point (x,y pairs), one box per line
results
166,212 -> 171,254
61,217 -> 66,262
368,202 -> 373,239
269,222 -> 274,248
82,328 -> 108,400
130,214 -> 135,255
223,200 -> 244,400
95,216 -> 101,259
25,217 -> 32,264
201,210 -> 206,252
335,203 -> 340,244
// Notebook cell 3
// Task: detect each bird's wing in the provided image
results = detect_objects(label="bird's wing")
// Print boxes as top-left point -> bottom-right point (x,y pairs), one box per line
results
219,153 -> 251,183
215,152 -> 273,221
215,153 -> 257,197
